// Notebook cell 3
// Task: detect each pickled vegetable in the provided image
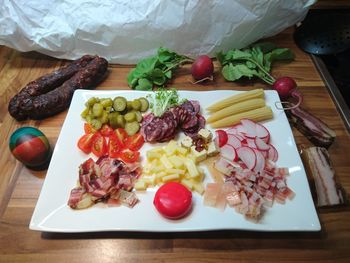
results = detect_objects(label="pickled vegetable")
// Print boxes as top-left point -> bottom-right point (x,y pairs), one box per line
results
131,99 -> 142,111
124,112 -> 136,122
81,96 -> 149,132
113,97 -> 127,112
125,121 -> 140,136
139,97 -> 149,112
92,103 -> 103,117
116,115 -> 126,128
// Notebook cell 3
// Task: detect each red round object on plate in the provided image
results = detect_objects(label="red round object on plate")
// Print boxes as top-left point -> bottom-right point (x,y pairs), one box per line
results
153,182 -> 192,219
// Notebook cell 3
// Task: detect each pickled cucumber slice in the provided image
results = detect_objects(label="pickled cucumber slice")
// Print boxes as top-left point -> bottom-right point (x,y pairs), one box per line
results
92,103 -> 103,117
108,112 -> 120,129
125,121 -> 140,136
116,115 -> 126,128
113,97 -> 127,112
124,112 -> 136,122
131,99 -> 141,111
134,111 -> 143,122
139,97 -> 149,112
91,119 -> 102,130
101,98 -> 113,108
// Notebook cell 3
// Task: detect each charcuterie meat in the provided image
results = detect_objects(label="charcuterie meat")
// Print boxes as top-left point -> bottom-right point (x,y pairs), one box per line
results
141,100 -> 206,143
8,55 -> 108,121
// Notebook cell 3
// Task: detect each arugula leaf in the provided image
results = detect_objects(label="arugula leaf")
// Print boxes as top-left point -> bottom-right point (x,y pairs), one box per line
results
127,47 -> 193,90
216,42 -> 294,85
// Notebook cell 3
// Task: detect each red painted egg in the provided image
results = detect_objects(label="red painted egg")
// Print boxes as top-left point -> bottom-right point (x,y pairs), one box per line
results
9,127 -> 51,170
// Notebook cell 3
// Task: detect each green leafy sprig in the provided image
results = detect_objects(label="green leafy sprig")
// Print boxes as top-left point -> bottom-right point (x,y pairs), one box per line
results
127,47 -> 193,91
147,88 -> 186,117
216,42 -> 295,85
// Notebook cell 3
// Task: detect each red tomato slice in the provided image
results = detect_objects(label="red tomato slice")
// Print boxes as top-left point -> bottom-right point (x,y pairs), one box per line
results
125,133 -> 145,151
100,124 -> 114,137
84,123 -> 97,134
153,182 -> 192,219
114,128 -> 128,146
91,132 -> 107,157
118,149 -> 140,163
215,129 -> 228,147
77,133 -> 96,154
108,134 -> 123,158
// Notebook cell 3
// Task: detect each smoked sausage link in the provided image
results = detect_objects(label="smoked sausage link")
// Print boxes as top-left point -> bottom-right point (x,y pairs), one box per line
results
8,55 -> 108,120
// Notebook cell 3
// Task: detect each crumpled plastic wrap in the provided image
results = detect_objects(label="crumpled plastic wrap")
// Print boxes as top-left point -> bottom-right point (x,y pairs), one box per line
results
0,0 -> 315,64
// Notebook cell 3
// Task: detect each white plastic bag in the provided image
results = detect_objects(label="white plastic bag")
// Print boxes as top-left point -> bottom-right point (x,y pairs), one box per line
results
0,0 -> 315,64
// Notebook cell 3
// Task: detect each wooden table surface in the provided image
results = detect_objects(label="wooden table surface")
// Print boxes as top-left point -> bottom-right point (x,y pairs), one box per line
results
0,26 -> 349,262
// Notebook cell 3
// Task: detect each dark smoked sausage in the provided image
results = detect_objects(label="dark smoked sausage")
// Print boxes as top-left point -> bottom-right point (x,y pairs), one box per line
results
8,55 -> 108,120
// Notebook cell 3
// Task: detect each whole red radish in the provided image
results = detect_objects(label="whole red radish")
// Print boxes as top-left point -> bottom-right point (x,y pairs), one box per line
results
191,55 -> 214,81
272,76 -> 302,109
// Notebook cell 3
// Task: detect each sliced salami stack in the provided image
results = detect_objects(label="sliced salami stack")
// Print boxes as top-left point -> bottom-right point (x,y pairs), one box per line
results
141,100 -> 205,143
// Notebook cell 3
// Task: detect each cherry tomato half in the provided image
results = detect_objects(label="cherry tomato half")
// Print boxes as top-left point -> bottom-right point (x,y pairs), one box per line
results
91,132 -> 107,157
118,148 -> 140,163
114,128 -> 128,146
125,133 -> 145,151
153,182 -> 192,219
77,133 -> 96,154
100,124 -> 114,137
84,123 -> 97,134
108,134 -> 124,158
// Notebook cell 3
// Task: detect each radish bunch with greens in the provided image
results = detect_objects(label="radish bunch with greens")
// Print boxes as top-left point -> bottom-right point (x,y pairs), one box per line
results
217,42 -> 336,147
216,42 -> 302,109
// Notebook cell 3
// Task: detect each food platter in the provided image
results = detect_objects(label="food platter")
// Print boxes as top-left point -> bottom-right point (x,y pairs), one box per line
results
29,90 -> 320,232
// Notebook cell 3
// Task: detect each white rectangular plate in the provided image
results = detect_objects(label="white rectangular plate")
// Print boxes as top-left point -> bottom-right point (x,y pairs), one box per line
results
30,90 -> 320,232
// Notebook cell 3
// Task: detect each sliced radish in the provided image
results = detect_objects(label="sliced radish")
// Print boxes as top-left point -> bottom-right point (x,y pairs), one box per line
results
267,144 -> 278,162
215,130 -> 228,147
240,119 -> 257,138
254,136 -> 270,151
245,138 -> 256,149
255,122 -> 270,141
236,146 -> 257,170
220,144 -> 238,162
226,134 -> 242,149
252,149 -> 266,173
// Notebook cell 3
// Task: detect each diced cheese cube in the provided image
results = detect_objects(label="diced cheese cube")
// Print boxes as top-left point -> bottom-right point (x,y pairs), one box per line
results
164,140 -> 178,155
198,128 -> 212,143
155,172 -> 167,182
184,159 -> 199,178
151,161 -> 165,173
168,155 -> 184,168
143,175 -> 156,186
146,151 -> 162,160
134,180 -> 147,191
193,182 -> 205,195
181,179 -> 194,190
181,136 -> 193,148
207,141 -> 219,157
162,173 -> 180,182
176,145 -> 188,155
190,146 -> 207,163
160,155 -> 173,169
166,168 -> 185,175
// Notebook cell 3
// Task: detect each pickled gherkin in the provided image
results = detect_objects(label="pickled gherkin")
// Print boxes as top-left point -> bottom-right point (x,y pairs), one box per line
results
125,121 -> 140,136
124,112 -> 136,122
139,97 -> 149,112
131,99 -> 141,111
92,103 -> 103,117
113,97 -> 127,112
81,95 -> 149,132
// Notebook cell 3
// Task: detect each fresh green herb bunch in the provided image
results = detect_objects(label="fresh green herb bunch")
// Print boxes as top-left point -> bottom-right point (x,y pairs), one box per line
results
147,88 -> 186,117
127,47 -> 193,91
216,42 -> 295,85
